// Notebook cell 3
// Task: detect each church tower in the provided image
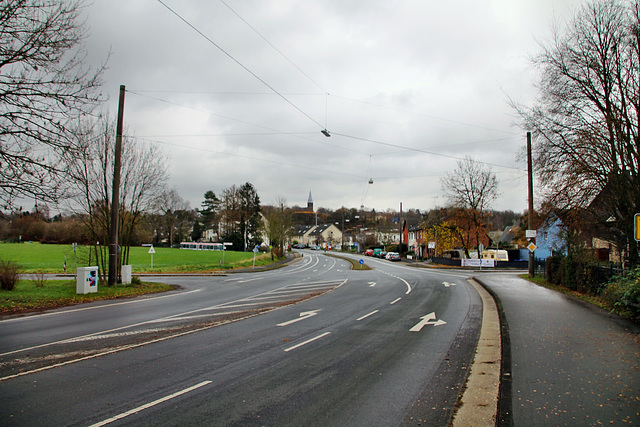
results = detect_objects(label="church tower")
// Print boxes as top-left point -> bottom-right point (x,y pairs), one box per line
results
307,191 -> 313,212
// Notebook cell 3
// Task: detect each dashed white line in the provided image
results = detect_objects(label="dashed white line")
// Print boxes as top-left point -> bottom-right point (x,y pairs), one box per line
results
284,332 -> 331,352
357,310 -> 379,321
390,298 -> 402,305
89,381 -> 212,427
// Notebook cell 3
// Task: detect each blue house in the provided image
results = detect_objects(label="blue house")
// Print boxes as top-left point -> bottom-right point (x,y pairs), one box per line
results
535,217 -> 566,260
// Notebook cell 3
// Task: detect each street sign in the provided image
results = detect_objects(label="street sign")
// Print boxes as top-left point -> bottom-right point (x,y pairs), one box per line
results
635,214 -> 640,241
526,230 -> 537,238
527,242 -> 537,252
148,246 -> 155,254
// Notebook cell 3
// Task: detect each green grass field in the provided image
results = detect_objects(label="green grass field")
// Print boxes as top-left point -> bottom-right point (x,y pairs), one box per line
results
0,242 -> 274,273
0,280 -> 174,314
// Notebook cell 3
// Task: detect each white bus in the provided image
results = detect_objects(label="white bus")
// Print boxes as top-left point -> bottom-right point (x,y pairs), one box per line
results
180,242 -> 224,251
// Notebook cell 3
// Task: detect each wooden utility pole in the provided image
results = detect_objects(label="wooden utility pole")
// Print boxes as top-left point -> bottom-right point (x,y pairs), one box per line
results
527,131 -> 535,278
108,85 -> 125,286
399,202 -> 403,256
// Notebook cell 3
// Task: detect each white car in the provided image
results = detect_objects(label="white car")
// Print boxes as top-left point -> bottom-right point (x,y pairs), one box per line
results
386,252 -> 400,261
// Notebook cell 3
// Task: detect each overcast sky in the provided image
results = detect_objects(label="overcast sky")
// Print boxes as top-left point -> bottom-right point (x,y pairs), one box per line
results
81,0 -> 584,214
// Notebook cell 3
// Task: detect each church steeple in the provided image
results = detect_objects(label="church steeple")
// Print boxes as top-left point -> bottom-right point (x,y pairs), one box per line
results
307,191 -> 313,211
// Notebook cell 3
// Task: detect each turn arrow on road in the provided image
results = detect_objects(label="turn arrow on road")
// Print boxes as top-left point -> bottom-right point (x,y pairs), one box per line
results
409,312 -> 447,332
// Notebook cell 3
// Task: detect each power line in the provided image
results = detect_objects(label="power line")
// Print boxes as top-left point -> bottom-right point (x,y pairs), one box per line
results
156,0 -> 325,130
331,94 -> 520,136
332,132 -> 523,171
217,0 -> 328,94
126,90 -> 370,155
137,137 -> 367,180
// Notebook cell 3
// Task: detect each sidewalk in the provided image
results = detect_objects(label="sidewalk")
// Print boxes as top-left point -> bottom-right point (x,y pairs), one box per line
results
476,273 -> 639,426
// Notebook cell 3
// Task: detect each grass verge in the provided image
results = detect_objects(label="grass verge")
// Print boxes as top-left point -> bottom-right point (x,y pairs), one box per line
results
521,274 -> 620,315
325,253 -> 372,270
0,279 -> 173,315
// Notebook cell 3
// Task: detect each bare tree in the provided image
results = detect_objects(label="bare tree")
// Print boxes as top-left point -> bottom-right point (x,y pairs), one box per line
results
67,116 -> 168,281
441,156 -> 498,256
513,0 -> 640,264
155,189 -> 191,247
265,196 -> 293,259
0,0 -> 105,209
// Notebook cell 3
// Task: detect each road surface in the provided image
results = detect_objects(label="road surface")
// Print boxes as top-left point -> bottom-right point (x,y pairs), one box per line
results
0,252 -> 481,426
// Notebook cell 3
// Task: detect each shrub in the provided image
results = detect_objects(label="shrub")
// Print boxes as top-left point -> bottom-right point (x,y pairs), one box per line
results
546,256 -> 563,285
31,272 -> 46,288
603,268 -> 640,321
0,260 -> 21,290
131,275 -> 142,285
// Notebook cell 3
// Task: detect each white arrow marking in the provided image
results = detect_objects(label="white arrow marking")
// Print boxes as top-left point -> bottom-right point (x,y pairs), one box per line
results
369,282 -> 376,287
409,312 -> 447,331
443,282 -> 457,287
277,310 -> 320,327
410,312 -> 436,332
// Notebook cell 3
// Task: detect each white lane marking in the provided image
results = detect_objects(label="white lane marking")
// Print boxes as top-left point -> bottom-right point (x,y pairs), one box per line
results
277,310 -> 320,327
390,298 -> 402,305
0,289 -> 202,323
410,312 -> 447,332
0,322 -> 223,382
89,381 -> 212,427
376,270 -> 412,294
284,332 -> 331,352
1,279 -> 347,357
356,310 -> 379,321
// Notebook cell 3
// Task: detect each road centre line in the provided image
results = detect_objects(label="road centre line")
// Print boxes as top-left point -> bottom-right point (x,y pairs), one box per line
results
0,321 -> 226,382
2,279 -> 346,358
284,332 -> 331,352
390,298 -> 402,305
89,381 -> 212,427
378,270 -> 412,294
357,310 -> 379,321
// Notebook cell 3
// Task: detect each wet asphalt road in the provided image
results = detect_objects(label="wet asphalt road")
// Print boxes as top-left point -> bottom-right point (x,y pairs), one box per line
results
476,273 -> 639,427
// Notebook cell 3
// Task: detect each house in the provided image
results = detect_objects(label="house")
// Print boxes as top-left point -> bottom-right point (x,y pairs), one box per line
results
535,216 -> 565,260
292,224 -> 342,247
308,223 -> 342,248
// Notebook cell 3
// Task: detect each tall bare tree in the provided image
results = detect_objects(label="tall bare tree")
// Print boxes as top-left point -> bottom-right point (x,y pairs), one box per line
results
67,116 -> 168,281
441,156 -> 499,256
265,196 -> 293,259
514,0 -> 640,265
0,0 -> 105,209
156,189 -> 191,247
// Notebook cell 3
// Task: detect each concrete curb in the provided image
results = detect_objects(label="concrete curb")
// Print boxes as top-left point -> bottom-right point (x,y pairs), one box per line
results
451,279 -> 501,426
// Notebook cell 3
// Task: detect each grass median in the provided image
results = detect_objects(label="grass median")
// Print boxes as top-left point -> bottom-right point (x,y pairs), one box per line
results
0,279 -> 173,315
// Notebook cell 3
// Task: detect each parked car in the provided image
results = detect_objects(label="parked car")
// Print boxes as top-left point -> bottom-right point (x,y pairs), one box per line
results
372,248 -> 382,257
365,249 -> 374,256
386,252 -> 400,261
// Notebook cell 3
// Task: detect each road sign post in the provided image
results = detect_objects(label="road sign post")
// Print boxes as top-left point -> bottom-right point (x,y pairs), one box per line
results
253,245 -> 259,269
148,245 -> 155,269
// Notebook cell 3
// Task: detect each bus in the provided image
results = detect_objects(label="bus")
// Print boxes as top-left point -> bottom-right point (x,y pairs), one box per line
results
180,242 -> 224,251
